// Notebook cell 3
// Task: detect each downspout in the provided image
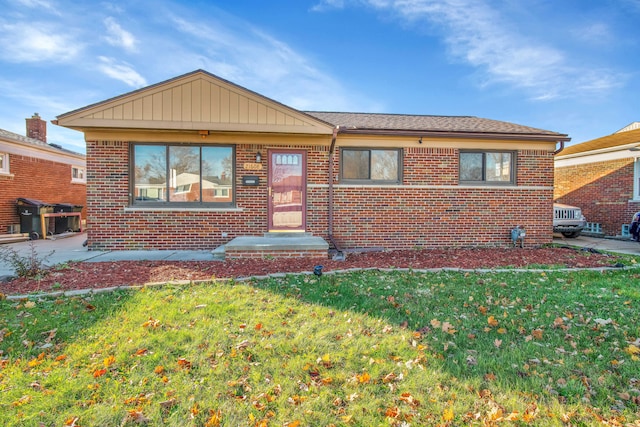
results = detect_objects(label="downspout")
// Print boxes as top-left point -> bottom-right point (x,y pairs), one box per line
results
327,126 -> 343,255
553,140 -> 565,155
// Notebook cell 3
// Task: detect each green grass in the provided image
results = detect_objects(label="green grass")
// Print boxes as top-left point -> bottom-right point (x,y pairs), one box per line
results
1,269 -> 639,426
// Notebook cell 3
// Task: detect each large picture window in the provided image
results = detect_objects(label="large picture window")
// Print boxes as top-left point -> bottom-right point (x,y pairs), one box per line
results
459,151 -> 515,184
132,144 -> 234,206
341,148 -> 401,183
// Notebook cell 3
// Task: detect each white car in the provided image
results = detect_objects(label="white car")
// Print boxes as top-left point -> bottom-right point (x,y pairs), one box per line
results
553,203 -> 587,238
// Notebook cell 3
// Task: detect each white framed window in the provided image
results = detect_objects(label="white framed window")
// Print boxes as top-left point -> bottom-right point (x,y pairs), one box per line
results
71,166 -> 86,183
0,152 -> 9,175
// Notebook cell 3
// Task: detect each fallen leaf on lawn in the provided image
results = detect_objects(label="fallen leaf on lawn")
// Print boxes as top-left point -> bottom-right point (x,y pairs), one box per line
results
487,316 -> 499,327
494,339 -> 502,348
385,406 -> 399,418
64,417 -> 80,427
532,329 -> 543,340
430,319 -> 441,329
12,395 -> 32,406
126,409 -> 150,424
553,317 -> 564,328
159,398 -> 177,410
284,421 -> 301,427
177,358 -> 192,370
625,344 -> 640,355
25,301 -> 36,309
142,317 -> 160,328
443,408 -> 454,421
442,322 -> 456,334
93,368 -> 107,378
593,318 -> 613,326
205,409 -> 222,427
41,328 -> 57,342
103,355 -> 116,367
357,372 -> 371,383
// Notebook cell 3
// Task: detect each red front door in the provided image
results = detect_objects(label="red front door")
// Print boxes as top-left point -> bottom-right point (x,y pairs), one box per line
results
268,150 -> 306,232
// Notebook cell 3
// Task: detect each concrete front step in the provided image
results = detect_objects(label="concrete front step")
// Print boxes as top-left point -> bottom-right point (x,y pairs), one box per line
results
222,234 -> 329,260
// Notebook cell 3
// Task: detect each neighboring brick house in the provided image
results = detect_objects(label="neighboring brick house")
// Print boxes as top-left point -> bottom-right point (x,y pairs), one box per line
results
54,70 -> 568,255
0,114 -> 87,237
554,123 -> 640,237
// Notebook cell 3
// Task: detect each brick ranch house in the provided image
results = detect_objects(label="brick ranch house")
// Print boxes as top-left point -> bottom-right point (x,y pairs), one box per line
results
0,114 -> 86,239
54,70 -> 569,257
554,122 -> 640,237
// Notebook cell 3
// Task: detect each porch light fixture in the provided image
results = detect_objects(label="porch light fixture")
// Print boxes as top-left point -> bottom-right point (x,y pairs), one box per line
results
199,130 -> 209,139
256,152 -> 262,162
418,137 -> 423,144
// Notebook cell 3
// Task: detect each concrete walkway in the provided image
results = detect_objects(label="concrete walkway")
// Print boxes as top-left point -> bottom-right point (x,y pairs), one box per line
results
0,233 -> 217,280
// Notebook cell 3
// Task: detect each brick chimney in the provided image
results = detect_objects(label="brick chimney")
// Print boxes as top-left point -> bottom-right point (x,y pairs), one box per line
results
26,113 -> 47,143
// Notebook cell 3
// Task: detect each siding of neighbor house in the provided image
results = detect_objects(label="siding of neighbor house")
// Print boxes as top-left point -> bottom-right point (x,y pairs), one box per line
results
554,127 -> 640,237
56,70 -> 565,252
0,128 -> 86,235
554,158 -> 638,236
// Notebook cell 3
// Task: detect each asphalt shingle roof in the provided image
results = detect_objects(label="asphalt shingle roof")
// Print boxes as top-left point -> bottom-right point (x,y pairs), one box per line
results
0,128 -> 84,157
556,128 -> 640,157
304,111 -> 567,138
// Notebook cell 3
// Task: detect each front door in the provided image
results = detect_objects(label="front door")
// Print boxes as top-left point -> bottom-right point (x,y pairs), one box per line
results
268,150 -> 306,232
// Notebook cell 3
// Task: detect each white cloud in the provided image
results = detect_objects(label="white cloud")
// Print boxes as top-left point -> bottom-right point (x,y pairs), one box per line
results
103,17 -> 137,52
166,14 -> 369,111
0,22 -> 81,63
571,22 -> 612,45
12,0 -> 60,14
96,56 -> 147,87
311,0 -> 345,12
335,0 -> 624,100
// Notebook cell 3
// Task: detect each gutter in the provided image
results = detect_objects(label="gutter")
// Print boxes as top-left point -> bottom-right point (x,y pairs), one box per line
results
337,128 -> 571,143
327,126 -> 343,255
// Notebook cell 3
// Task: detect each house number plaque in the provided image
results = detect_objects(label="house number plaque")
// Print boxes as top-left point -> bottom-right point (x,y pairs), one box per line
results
243,162 -> 263,171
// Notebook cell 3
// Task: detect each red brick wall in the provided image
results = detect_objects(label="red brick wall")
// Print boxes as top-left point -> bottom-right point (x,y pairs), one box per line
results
0,154 -> 87,234
86,140 -> 554,250
554,158 -> 640,236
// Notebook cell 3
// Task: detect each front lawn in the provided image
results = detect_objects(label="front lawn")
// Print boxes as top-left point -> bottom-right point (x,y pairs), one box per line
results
1,268 -> 639,426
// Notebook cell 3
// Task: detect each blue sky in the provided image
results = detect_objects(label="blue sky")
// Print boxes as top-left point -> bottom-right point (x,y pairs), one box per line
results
1,0 -> 639,154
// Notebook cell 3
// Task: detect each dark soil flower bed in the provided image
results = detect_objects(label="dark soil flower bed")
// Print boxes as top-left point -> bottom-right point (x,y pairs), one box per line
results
0,246 -> 624,296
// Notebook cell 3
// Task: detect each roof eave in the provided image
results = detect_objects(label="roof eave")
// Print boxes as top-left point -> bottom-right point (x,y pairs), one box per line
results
337,128 -> 570,142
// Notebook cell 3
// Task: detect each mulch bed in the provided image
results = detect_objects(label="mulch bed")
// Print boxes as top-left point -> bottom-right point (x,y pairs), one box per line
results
0,247 -> 625,296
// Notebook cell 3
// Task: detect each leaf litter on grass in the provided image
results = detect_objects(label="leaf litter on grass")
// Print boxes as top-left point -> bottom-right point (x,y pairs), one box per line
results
0,269 -> 639,426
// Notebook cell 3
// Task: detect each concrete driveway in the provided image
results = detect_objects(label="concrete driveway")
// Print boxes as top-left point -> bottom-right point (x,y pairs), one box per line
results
552,234 -> 640,255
